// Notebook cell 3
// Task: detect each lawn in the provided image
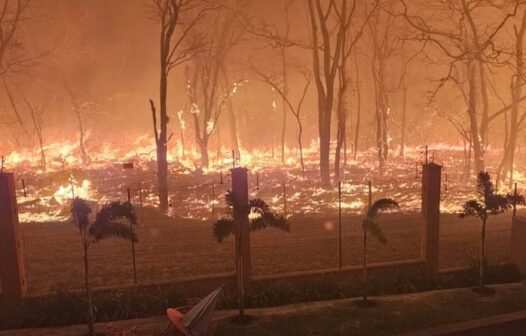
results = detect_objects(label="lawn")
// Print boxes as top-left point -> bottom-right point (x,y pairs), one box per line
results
2,283 -> 526,336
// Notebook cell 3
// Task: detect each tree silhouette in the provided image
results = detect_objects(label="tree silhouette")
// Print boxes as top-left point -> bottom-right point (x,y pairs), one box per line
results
213,191 -> 289,243
71,198 -> 137,336
361,198 -> 399,303
459,172 -> 524,291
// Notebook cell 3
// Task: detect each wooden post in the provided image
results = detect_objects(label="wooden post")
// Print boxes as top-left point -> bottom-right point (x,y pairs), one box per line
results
231,167 -> 251,317
511,216 -> 526,278
21,179 -> 27,197
127,188 -> 137,285
0,173 -> 27,297
283,179 -> 287,218
211,183 -> 215,223
513,183 -> 518,218
422,163 -> 442,277
338,181 -> 342,269
138,181 -> 143,224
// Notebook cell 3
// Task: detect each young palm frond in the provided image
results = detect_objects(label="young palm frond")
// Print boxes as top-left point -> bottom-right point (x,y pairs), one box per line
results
212,193 -> 289,242
362,218 -> 387,244
460,200 -> 485,219
460,173 -> 514,219
477,172 -> 494,199
459,172 -> 523,290
70,198 -> 137,336
213,218 -> 234,243
367,198 -> 399,218
250,211 -> 289,233
71,197 -> 92,231
90,202 -> 138,243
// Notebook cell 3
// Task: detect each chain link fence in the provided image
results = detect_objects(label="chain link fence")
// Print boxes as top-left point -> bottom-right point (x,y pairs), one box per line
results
12,166 -> 521,294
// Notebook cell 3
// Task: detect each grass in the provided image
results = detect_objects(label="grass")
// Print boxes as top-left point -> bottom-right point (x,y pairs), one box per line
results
215,283 -> 526,336
2,283 -> 526,336
19,208 -> 521,294
0,262 -> 519,331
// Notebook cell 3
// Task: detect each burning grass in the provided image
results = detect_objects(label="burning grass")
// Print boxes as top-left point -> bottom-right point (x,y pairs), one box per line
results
4,145 -> 524,294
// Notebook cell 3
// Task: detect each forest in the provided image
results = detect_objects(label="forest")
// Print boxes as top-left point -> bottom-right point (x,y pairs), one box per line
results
0,0 -> 525,207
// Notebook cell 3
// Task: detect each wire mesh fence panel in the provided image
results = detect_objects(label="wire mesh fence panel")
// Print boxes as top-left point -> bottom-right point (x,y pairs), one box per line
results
12,163 -> 521,294
251,212 -> 423,277
439,213 -> 513,270
131,219 -> 236,285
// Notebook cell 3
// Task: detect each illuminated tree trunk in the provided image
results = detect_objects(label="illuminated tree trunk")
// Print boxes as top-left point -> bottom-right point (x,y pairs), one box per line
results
156,57 -> 169,213
399,83 -> 408,157
221,65 -> 240,154
199,139 -> 210,168
308,0 -> 341,187
63,81 -> 90,166
498,12 -> 526,187
353,56 -> 361,160
372,57 -> 389,174
334,69 -> 348,183
467,59 -> 485,175
280,49 -> 288,166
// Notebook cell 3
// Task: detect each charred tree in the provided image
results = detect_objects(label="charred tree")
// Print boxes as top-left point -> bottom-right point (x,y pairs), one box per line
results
151,0 -> 208,212
185,9 -> 241,169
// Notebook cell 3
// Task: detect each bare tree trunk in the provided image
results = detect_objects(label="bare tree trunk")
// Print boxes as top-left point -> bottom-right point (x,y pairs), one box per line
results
25,98 -> 46,171
221,64 -> 240,154
354,56 -> 361,160
298,121 -> 305,174
467,59 -> 485,174
280,48 -> 288,165
199,139 -> 210,168
498,12 -> 526,188
319,108 -> 332,186
150,96 -> 168,213
63,80 -> 90,165
158,67 -> 169,212
399,84 -> 408,157
334,74 -> 348,183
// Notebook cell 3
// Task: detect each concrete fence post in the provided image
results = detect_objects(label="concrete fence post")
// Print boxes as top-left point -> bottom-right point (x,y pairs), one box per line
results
231,167 -> 251,288
421,163 -> 442,277
511,216 -> 526,278
0,173 -> 27,297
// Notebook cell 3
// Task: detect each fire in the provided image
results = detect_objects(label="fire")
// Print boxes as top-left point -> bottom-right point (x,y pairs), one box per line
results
3,134 -> 523,224
53,179 -> 95,205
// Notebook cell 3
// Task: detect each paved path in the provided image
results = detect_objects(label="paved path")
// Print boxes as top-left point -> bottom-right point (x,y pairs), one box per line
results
400,310 -> 526,336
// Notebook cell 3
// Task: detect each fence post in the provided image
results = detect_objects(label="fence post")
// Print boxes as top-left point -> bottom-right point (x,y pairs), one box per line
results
0,173 -> 27,298
283,179 -> 287,218
513,183 -> 518,218
511,216 -> 526,278
421,163 -> 442,277
338,181 -> 342,269
231,167 -> 251,317
127,188 -> 138,285
211,183 -> 215,223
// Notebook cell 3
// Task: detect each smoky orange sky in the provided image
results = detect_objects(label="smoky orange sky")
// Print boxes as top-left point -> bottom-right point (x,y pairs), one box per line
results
0,0 -> 522,157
